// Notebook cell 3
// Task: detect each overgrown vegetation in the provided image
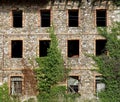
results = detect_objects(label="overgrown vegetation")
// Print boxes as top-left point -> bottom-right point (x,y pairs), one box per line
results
93,22 -> 120,102
112,0 -> 120,6
0,83 -> 20,102
37,86 -> 80,102
35,26 -> 80,102
35,26 -> 66,92
0,83 -> 11,102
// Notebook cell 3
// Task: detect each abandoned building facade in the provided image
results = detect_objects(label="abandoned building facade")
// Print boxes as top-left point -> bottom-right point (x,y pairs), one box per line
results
0,0 -> 119,99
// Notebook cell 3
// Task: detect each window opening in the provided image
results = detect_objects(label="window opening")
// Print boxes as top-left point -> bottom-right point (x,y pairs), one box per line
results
68,76 -> 79,93
68,40 -> 79,57
95,76 -> 105,93
11,40 -> 23,58
68,10 -> 78,27
41,10 -> 50,27
13,10 -> 22,27
96,10 -> 106,27
96,40 -> 107,56
39,40 -> 50,57
55,0 -> 64,2
10,76 -> 22,95
59,0 -> 64,2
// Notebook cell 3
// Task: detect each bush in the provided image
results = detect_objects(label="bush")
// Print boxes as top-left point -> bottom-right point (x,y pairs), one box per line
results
37,85 -> 80,102
0,83 -> 11,102
0,83 -> 20,102
37,86 -> 66,102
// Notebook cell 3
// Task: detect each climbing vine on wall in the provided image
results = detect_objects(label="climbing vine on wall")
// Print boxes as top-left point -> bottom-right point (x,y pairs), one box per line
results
35,26 -> 67,93
93,22 -> 120,102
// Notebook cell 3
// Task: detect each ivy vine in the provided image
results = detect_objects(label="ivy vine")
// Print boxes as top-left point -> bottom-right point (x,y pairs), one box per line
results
35,26 -> 66,93
93,22 -> 120,102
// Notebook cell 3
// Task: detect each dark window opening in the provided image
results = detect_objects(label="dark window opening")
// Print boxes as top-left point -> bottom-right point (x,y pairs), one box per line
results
11,40 -> 23,58
68,76 -> 79,93
41,10 -> 50,27
96,10 -> 106,27
68,10 -> 78,27
10,76 -> 22,95
39,40 -> 50,57
68,40 -> 79,57
57,0 -> 64,2
59,0 -> 63,2
96,40 -> 107,56
13,10 -> 22,28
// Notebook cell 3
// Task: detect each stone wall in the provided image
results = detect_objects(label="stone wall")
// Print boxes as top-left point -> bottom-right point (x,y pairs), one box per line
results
0,0 -> 119,99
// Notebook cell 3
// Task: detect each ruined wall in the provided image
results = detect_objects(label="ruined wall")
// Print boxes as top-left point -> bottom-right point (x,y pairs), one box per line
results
0,0 -> 119,99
